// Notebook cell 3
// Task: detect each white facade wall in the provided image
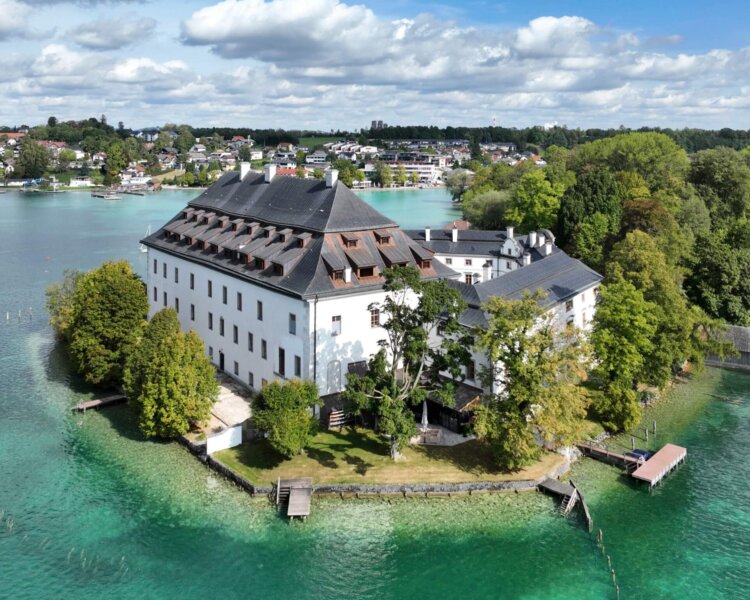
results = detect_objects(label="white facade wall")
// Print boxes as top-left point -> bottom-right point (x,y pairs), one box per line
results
147,248 -> 310,391
310,290 -> 391,395
433,253 -> 516,284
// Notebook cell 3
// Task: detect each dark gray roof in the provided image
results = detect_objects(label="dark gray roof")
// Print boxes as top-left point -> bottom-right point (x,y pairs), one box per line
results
446,252 -> 602,327
404,228 -> 556,262
189,171 -> 397,233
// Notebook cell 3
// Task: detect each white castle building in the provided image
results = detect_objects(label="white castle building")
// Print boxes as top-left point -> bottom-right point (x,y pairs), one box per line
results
142,164 -> 602,422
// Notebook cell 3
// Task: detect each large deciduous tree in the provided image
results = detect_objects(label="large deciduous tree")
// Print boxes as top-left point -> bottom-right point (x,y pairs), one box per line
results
507,169 -> 564,231
68,261 -> 148,386
343,266 -> 471,459
253,379 -> 321,457
17,140 -> 50,179
474,292 -> 589,470
45,269 -> 83,341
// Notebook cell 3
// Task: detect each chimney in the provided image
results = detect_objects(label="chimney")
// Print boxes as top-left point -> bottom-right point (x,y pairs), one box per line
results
537,232 -> 546,248
482,261 -> 491,282
451,227 -> 458,243
239,161 -> 251,180
505,225 -> 514,240
523,252 -> 531,266
325,168 -> 339,188
425,227 -> 431,242
544,240 -> 553,256
264,162 -> 276,183
344,267 -> 352,283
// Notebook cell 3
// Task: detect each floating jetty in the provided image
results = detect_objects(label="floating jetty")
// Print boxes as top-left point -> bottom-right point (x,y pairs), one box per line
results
274,478 -> 313,521
577,442 -> 687,488
631,444 -> 687,488
91,191 -> 121,200
72,394 -> 127,412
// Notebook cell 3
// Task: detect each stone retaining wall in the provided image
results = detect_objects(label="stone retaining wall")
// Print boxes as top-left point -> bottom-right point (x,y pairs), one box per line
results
176,433 -> 572,499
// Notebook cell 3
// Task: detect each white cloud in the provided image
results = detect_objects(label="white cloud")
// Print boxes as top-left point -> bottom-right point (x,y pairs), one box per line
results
514,16 -> 596,57
107,58 -> 189,83
69,17 -> 157,50
0,0 -> 32,39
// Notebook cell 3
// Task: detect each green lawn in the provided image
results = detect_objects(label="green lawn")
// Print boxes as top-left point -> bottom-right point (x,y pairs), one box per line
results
213,428 -> 565,486
299,136 -> 340,149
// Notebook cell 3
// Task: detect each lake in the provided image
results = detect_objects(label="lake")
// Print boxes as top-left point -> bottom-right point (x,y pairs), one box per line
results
0,188 -> 748,599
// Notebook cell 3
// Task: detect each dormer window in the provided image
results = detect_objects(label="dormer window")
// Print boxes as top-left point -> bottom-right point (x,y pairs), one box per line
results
359,266 -> 374,278
374,230 -> 391,245
333,270 -> 344,281
210,244 -> 218,253
420,259 -> 432,269
255,257 -> 266,269
273,264 -> 284,276
342,233 -> 359,248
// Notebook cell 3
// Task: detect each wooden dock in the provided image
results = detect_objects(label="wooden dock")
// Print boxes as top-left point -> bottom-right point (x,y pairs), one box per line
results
577,443 -> 640,471
631,443 -> 687,488
538,478 -> 578,514
72,394 -> 127,412
570,480 -> 593,532
275,478 -> 313,521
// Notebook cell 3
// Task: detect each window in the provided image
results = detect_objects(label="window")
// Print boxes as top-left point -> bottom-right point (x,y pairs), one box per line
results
295,355 -> 302,377
257,301 -> 263,321
506,261 -> 512,270
278,348 -> 286,377
163,262 -> 167,278
236,292 -> 242,311
190,304 -> 195,321
219,317 -> 225,336
153,259 -> 157,274
466,361 -> 476,381
233,325 -> 238,344
370,307 -> 380,328
248,372 -> 254,388
465,274 -> 473,284
359,266 -> 374,278
208,346 -> 213,358
248,332 -> 254,352
565,299 -> 574,312
207,280 -> 213,298
445,258 -> 453,265
190,273 -> 194,290
233,361 -> 239,376
289,313 -> 296,335
222,285 -> 227,305
465,259 -> 472,266
261,339 -> 267,359
174,267 -> 179,283
332,315 -> 342,336
153,286 -> 157,302
174,297 -> 179,313
163,291 -> 167,307
208,312 -> 213,330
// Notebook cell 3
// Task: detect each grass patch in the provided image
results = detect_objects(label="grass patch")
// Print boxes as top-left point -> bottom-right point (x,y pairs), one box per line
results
214,428 -> 564,486
299,136 -> 340,149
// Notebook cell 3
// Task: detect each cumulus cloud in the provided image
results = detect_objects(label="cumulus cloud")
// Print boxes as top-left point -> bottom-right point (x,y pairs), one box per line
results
0,0 -> 32,39
68,17 -> 157,50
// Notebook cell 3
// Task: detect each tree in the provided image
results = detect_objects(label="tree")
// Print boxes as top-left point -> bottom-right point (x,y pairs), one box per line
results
507,169 -> 563,231
47,116 -> 58,128
570,213 -> 611,271
446,170 -> 473,201
57,148 -> 76,171
45,269 -> 82,341
689,147 -> 750,225
590,281 -> 657,430
17,140 -> 50,178
461,190 -> 511,229
312,168 -> 324,180
474,292 -> 589,470
253,379 -> 321,457
395,165 -> 407,186
373,161 -> 393,187
104,142 -> 126,185
238,145 -> 252,162
134,326 -> 218,438
68,261 -> 149,386
343,266 -> 471,458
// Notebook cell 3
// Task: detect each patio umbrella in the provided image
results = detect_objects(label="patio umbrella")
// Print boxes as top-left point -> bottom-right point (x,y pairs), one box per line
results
421,400 -> 429,430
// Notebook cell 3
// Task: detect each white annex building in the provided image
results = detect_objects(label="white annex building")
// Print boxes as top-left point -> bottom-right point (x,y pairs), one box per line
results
143,164 -> 602,423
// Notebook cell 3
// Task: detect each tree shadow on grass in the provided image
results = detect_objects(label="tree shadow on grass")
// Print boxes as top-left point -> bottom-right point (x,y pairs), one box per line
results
344,454 -> 373,476
231,439 -> 286,471
413,440 -> 506,477
306,447 -> 338,469
326,427 -> 391,457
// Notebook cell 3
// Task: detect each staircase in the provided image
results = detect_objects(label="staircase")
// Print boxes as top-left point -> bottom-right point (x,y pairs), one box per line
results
328,408 -> 351,429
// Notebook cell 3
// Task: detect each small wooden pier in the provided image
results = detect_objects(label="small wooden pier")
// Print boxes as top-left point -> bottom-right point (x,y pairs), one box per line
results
72,394 -> 127,412
577,443 -> 640,471
631,444 -> 687,488
275,478 -> 313,521
538,478 -> 593,530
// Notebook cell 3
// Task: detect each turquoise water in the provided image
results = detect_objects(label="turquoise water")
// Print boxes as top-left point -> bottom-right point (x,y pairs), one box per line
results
1,189 -> 749,599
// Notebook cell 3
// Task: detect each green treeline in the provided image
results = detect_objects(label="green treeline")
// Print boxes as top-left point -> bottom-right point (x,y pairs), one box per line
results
46,261 -> 218,438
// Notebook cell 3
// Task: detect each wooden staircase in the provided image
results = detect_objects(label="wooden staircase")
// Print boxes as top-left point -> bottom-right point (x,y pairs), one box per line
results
328,408 -> 351,429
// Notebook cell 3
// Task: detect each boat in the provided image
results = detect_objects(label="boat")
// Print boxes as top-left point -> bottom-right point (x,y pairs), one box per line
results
140,225 -> 151,253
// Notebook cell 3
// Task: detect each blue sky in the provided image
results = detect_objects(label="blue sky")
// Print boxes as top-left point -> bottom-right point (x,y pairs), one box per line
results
2,0 -> 750,130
